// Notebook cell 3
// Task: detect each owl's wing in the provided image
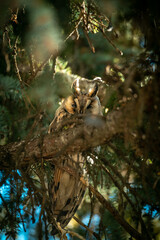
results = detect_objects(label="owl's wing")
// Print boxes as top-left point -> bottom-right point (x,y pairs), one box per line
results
48,106 -> 69,133
49,158 -> 86,235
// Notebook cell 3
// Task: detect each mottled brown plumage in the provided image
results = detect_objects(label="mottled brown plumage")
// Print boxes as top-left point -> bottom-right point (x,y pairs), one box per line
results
48,78 -> 102,235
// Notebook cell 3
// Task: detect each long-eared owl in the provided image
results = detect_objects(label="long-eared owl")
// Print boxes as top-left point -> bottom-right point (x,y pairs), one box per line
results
48,78 -> 102,235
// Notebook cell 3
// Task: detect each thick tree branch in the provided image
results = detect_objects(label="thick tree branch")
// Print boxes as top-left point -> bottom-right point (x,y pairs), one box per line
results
0,102 -> 135,170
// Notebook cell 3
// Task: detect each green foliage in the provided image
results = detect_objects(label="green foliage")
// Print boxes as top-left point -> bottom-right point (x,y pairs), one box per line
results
55,57 -> 72,74
0,74 -> 22,103
0,75 -> 25,143
101,211 -> 127,240
0,0 -> 160,239
0,106 -> 11,144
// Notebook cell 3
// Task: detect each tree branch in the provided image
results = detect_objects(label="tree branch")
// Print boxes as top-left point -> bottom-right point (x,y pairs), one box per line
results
0,100 -> 149,239
88,184 -> 143,240
0,102 -> 135,170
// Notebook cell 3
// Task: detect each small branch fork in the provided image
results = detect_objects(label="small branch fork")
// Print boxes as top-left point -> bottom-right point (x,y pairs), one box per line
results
73,216 -> 101,240
2,28 -> 35,111
66,1 -> 122,55
88,184 -> 143,240
88,151 -> 151,239
68,173 -> 144,240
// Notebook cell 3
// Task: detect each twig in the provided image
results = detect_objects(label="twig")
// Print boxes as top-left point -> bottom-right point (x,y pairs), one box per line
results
19,209 -> 26,232
12,37 -> 35,111
0,193 -> 11,217
88,184 -> 143,240
98,161 -> 137,212
99,156 -> 152,239
0,172 -> 10,187
13,36 -> 23,83
27,53 -> 54,84
65,15 -> 83,42
28,52 -> 36,74
67,230 -> 85,240
68,1 -> 121,55
73,216 -> 101,240
86,188 -> 94,232
100,28 -> 123,55
83,28 -> 95,53
100,163 -> 151,239
99,155 -> 140,206
39,194 -> 46,222
2,31 -> 11,72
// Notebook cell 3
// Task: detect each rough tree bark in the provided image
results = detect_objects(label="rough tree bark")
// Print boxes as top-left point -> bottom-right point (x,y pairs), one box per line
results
0,102 -> 133,170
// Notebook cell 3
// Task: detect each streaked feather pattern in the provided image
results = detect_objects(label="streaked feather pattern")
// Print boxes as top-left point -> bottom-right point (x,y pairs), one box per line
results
48,79 -> 102,234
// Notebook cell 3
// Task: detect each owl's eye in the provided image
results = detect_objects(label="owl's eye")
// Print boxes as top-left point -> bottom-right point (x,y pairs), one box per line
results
87,103 -> 92,109
72,102 -> 76,108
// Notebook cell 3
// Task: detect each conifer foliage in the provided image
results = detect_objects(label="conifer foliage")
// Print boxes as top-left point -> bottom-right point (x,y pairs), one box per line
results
0,0 -> 160,239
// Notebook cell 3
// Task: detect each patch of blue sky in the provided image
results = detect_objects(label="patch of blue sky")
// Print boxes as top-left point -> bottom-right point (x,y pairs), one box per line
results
0,170 -> 28,203
108,187 -> 118,202
82,213 -> 100,229
16,206 -> 54,240
139,37 -> 145,48
142,204 -> 159,218
150,62 -> 157,72
1,235 -> 6,240
0,181 -> 10,205
17,232 -> 27,240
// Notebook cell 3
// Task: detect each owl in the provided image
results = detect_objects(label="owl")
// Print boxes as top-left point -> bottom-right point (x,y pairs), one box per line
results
48,78 -> 102,235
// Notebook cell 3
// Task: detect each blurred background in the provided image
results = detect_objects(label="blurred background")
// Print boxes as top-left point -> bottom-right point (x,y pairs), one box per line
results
0,0 -> 160,239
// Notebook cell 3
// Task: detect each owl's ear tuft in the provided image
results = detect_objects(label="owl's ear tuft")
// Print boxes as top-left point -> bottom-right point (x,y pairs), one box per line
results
72,79 -> 81,96
88,83 -> 98,97
72,78 -> 98,97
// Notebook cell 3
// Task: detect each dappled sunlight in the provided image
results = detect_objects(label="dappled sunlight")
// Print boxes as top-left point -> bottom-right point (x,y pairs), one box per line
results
0,0 -> 160,239
26,1 -> 62,62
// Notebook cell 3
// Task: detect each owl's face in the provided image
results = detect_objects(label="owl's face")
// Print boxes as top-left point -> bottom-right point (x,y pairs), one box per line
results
48,78 -> 102,133
63,79 -> 102,115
